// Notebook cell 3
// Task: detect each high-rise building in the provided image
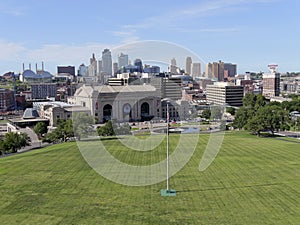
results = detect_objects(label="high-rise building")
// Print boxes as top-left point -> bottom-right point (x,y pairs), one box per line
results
118,53 -> 129,69
113,62 -> 118,77
134,59 -> 143,73
57,66 -> 75,76
102,49 -> 112,76
206,60 -> 227,81
0,88 -> 15,111
185,57 -> 192,75
169,58 -> 178,74
206,82 -> 244,107
191,63 -> 201,77
78,64 -> 88,76
224,63 -> 237,77
89,53 -> 97,76
31,83 -> 57,99
206,63 -> 212,78
151,77 -> 182,100
171,58 -> 176,66
144,65 -> 160,74
98,60 -> 102,76
212,62 -> 219,80
217,61 -> 224,82
262,65 -> 280,97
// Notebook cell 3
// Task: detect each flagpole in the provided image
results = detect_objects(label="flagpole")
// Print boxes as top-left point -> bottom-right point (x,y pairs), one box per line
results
160,98 -> 176,196
166,101 -> 169,191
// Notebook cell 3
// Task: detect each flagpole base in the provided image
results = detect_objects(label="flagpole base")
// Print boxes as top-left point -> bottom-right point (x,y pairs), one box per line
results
160,189 -> 176,197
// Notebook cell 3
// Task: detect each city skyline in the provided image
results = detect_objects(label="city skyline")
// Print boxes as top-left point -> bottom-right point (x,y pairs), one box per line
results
0,0 -> 299,75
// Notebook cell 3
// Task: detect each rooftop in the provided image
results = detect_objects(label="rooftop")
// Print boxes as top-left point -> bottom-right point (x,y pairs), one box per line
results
22,69 -> 53,79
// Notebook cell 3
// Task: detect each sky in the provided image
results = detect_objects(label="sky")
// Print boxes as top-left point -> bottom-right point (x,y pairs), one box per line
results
0,0 -> 299,75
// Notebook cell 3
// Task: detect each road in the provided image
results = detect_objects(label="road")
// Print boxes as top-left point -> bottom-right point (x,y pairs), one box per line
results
18,127 -> 43,152
275,131 -> 300,139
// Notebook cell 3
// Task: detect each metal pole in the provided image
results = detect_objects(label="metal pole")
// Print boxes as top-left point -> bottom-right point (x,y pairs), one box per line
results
166,102 -> 169,191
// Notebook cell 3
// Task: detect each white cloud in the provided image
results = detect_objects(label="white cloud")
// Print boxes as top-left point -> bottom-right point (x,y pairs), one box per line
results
110,30 -> 140,43
0,39 -> 26,60
26,43 -> 109,65
172,27 -> 239,33
0,3 -> 26,16
111,40 -> 206,69
0,39 -> 113,74
115,0 -> 279,34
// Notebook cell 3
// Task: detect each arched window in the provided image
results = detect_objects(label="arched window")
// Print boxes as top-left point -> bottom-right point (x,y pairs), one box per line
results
103,104 -> 112,122
141,102 -> 150,116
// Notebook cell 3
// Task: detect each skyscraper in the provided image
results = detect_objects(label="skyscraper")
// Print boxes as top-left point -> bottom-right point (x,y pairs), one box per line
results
191,63 -> 201,76
218,61 -> 224,82
262,65 -> 280,97
224,63 -> 237,77
185,57 -> 192,75
78,64 -> 88,76
102,49 -> 112,76
205,63 -> 212,78
134,58 -> 143,73
118,53 -> 129,69
206,60 -> 225,81
89,53 -> 97,76
98,60 -> 102,76
171,58 -> 176,66
113,62 -> 118,76
169,58 -> 177,74
212,62 -> 219,80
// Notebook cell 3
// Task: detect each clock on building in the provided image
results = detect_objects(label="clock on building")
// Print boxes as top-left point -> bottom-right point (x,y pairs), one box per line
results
123,104 -> 131,114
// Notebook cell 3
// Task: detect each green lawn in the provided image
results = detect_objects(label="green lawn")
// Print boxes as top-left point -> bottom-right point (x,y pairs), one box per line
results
0,132 -> 299,224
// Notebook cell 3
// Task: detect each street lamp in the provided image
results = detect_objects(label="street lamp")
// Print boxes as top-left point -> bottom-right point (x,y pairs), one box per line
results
296,120 -> 299,139
160,98 -> 176,197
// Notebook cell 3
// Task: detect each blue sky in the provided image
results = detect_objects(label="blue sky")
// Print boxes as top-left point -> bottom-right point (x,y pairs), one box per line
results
0,0 -> 299,75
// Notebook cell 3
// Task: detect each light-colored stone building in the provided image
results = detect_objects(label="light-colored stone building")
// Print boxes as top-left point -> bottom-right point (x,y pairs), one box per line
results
34,101 -> 90,127
72,84 -> 161,123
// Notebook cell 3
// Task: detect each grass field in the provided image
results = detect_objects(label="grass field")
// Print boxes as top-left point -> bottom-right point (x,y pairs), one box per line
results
0,131 -> 299,224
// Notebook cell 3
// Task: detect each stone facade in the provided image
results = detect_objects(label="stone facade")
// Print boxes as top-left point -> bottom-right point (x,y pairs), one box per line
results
73,84 -> 161,123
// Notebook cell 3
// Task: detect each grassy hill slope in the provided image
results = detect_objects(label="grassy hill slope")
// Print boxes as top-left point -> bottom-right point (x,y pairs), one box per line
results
0,132 -> 299,224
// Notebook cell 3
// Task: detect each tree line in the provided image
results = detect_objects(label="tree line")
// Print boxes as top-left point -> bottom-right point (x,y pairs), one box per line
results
35,113 -> 131,143
232,93 -> 300,136
40,113 -> 95,143
0,132 -> 31,155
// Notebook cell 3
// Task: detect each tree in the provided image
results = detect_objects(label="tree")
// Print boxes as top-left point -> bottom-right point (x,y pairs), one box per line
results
19,133 -> 31,149
260,105 -> 285,135
254,94 -> 266,109
246,115 -> 264,136
72,112 -> 95,140
211,106 -> 223,120
245,105 -> 289,136
33,122 -> 48,138
43,119 -> 74,143
243,93 -> 257,108
3,132 -> 31,153
201,109 -> 211,120
226,106 -> 235,116
61,119 -> 74,142
233,106 -> 254,129
97,120 -> 115,136
0,138 -> 6,155
115,124 -> 132,135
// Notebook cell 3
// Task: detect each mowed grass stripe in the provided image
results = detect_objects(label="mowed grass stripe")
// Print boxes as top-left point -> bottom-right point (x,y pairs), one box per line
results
0,131 -> 299,224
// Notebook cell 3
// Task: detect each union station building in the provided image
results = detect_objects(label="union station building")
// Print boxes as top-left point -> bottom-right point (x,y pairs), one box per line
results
70,84 -> 161,123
